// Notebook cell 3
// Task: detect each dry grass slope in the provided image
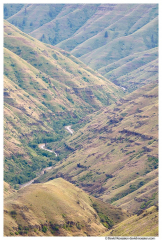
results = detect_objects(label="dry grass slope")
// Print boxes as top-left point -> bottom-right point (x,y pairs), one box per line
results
37,81 -> 158,213
4,20 -> 123,187
4,178 -> 128,236
101,205 -> 158,236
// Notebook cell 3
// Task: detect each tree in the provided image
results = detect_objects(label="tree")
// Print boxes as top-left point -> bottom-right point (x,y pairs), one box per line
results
49,161 -> 53,166
22,18 -> 26,26
151,34 -> 156,48
104,31 -> 108,38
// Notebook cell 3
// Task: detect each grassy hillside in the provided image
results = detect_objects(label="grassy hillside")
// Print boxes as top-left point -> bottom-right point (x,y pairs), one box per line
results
4,182 -> 16,198
101,205 -> 158,236
4,4 -> 158,91
79,15 -> 158,65
35,81 -> 158,214
4,20 -> 122,188
4,178 -> 128,236
98,48 -> 158,92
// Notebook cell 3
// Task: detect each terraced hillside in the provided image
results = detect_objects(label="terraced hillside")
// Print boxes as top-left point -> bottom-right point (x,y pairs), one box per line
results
4,178 -> 129,236
36,81 -> 158,214
4,4 -> 158,91
4,20 -> 122,188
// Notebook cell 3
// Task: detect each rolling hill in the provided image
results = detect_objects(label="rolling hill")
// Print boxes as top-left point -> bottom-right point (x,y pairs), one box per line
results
4,20 -> 123,188
4,178 -> 129,236
35,81 -> 158,214
4,4 -> 158,92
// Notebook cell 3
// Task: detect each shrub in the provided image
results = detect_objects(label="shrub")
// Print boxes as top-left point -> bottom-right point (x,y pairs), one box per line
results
63,224 -> 70,230
62,213 -> 66,218
50,224 -> 59,232
67,94 -> 74,104
103,222 -> 109,228
92,202 -> 114,228
98,213 -> 114,228
29,142 -> 37,148
120,112 -> 128,117
76,222 -> 82,230
52,53 -> 58,60
148,139 -> 155,145
18,230 -> 24,235
82,76 -> 89,82
24,226 -> 29,231
92,202 -> 99,213
49,161 -> 53,166
24,230 -> 28,234
105,174 -> 113,179
10,210 -> 17,218
42,225 -> 48,233
148,156 -> 158,169
136,209 -> 144,216
18,225 -> 23,230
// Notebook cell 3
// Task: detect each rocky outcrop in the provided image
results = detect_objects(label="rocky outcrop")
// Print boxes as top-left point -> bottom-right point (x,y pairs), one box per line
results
119,129 -> 153,140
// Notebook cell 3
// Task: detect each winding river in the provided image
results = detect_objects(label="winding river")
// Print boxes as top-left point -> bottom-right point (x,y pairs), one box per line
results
39,143 -> 58,156
19,126 -> 74,189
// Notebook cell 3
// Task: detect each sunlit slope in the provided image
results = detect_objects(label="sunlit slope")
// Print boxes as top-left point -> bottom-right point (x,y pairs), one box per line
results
4,20 -> 122,109
101,206 -> 158,236
4,20 -> 123,187
37,82 -> 158,213
4,182 -> 16,198
4,178 -> 128,236
4,70 -> 59,185
5,4 -> 158,91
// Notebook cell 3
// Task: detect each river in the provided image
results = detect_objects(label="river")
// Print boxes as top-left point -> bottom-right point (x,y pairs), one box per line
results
39,143 -> 58,156
65,125 -> 74,134
19,126 -> 74,189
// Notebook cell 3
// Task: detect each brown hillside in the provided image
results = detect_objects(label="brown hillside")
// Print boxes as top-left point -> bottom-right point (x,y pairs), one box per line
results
36,81 -> 158,214
4,178 -> 128,236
